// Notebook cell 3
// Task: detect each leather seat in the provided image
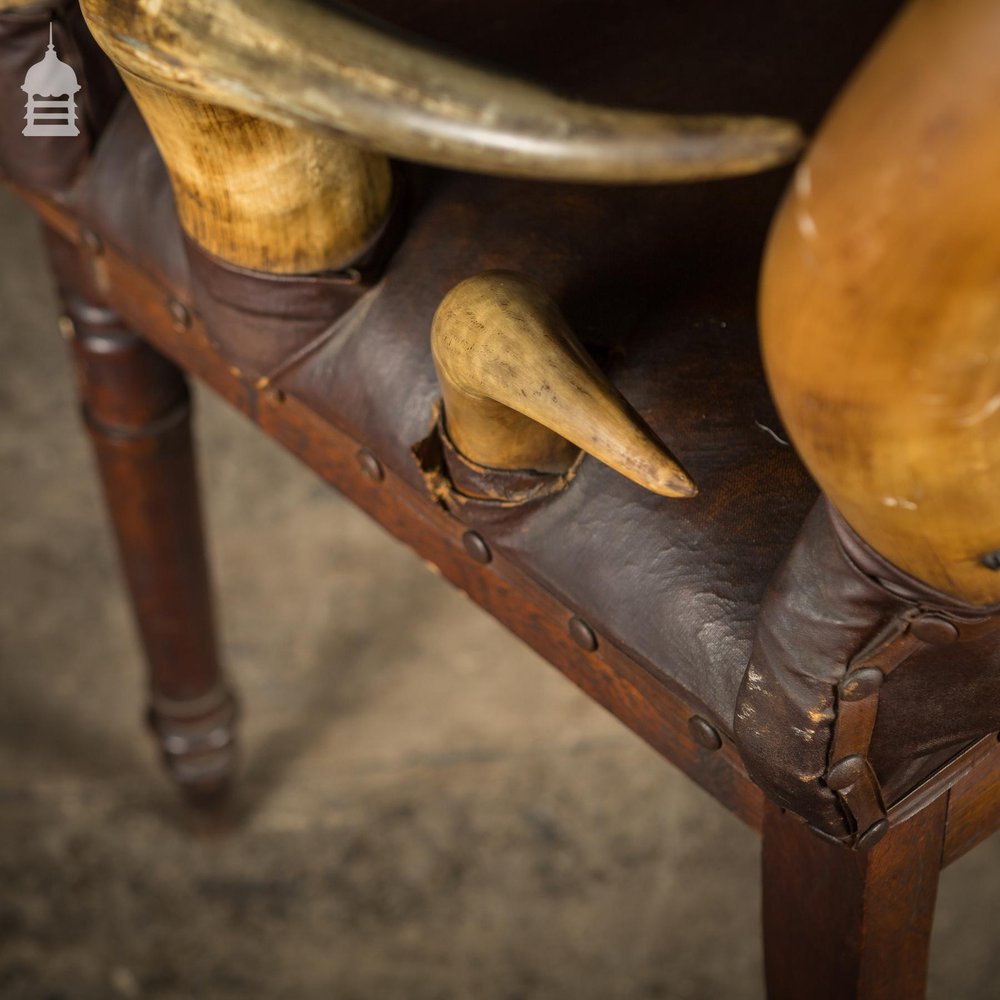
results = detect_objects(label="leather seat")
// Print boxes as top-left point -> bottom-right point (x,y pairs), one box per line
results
64,0 -> 902,734
11,4 -> 1000,992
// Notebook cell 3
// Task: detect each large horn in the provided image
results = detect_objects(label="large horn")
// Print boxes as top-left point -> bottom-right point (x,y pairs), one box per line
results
760,0 -> 1000,603
80,0 -> 802,185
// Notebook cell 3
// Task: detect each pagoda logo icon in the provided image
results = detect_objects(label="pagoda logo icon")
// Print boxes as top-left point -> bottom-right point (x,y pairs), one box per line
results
22,24 -> 81,137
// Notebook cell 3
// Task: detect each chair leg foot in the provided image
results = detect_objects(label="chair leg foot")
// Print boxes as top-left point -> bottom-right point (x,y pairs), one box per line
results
65,294 -> 238,800
761,796 -> 946,1000
148,682 -> 239,801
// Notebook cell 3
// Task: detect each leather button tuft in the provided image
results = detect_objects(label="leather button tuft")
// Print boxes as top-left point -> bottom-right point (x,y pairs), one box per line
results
462,530 -> 491,564
688,715 -> 722,751
356,449 -> 384,483
910,613 -> 959,645
80,226 -> 103,254
839,668 -> 884,702
826,754 -> 865,791
168,298 -> 191,332
568,616 -> 597,651
855,818 -> 890,851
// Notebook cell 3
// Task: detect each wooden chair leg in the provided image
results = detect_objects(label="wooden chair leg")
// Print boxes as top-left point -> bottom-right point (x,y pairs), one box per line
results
66,295 -> 237,800
762,796 -> 947,1000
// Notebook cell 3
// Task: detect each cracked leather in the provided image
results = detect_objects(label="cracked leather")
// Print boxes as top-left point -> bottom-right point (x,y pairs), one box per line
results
411,401 -> 584,524
735,496 -> 1000,839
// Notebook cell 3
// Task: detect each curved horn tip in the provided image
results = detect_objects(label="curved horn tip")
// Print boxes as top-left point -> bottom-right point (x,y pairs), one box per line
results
659,472 -> 698,499
706,117 -> 806,175
762,121 -> 807,164
639,458 -> 698,499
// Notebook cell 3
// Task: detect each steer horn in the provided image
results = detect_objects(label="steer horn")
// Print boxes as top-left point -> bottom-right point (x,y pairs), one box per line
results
431,271 -> 696,498
81,0 -> 802,186
760,0 -> 1000,603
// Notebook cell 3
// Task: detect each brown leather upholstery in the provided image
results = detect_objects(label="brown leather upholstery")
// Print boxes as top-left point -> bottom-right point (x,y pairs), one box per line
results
54,0 -> 904,734
22,0 -> 999,838
64,3 -> 908,732
737,498 -> 1000,840
70,97 -> 816,734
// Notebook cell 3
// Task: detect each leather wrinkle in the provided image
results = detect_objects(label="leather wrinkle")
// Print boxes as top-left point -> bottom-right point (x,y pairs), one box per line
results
735,497 -> 1000,840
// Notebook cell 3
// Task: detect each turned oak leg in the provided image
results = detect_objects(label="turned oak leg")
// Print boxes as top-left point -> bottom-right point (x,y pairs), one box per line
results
66,295 -> 237,799
762,797 -> 947,1000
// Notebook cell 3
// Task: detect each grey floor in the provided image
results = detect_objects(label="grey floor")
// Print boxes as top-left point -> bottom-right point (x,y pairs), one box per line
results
1,188 -> 998,1000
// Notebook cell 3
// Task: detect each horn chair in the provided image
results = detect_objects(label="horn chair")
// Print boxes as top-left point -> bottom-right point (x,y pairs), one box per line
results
3,0 -> 1000,995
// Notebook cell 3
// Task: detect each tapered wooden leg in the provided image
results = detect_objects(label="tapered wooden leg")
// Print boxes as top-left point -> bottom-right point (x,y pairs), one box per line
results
65,294 -> 237,799
762,797 -> 947,1000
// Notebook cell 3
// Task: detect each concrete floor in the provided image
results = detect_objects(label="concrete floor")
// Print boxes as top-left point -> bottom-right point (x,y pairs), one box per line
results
1,187 -> 998,1000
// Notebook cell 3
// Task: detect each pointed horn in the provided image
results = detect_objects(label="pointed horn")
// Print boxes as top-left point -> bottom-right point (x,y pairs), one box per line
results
80,0 -> 802,184
432,271 -> 696,498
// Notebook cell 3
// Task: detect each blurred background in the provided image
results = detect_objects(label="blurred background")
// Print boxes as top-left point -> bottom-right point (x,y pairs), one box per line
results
1,186 -> 999,999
